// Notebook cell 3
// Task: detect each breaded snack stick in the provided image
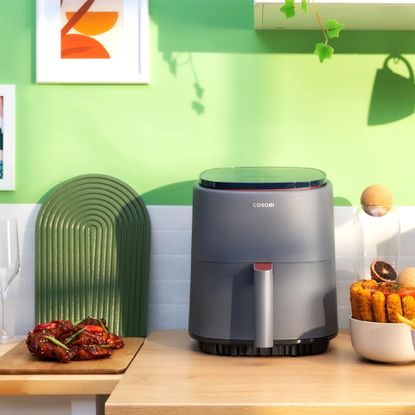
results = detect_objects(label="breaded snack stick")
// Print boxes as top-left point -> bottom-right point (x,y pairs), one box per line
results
358,288 -> 374,321
350,281 -> 362,320
397,313 -> 415,329
362,279 -> 378,289
372,291 -> 387,322
402,296 -> 415,321
387,293 -> 403,323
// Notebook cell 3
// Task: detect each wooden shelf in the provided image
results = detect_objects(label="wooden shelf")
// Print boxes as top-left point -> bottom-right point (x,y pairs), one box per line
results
0,340 -> 144,396
254,1 -> 415,30
106,330 -> 415,415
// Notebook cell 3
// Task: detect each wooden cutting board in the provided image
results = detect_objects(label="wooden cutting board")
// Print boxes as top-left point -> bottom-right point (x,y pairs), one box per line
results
0,337 -> 144,374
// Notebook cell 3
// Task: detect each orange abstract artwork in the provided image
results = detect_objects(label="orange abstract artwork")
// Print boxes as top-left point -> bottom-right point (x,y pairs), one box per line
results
61,0 -> 123,59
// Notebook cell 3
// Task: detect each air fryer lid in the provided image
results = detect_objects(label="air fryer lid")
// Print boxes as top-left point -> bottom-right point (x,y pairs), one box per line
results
199,167 -> 327,190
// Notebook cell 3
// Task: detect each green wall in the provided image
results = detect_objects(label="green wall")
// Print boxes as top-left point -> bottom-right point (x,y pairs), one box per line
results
0,0 -> 414,205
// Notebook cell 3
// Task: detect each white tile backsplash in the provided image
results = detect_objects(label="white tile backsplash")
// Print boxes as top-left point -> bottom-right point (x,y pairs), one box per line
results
150,254 -> 191,280
336,280 -> 353,307
333,206 -> 355,257
148,279 -> 191,305
6,277 -> 34,303
334,257 -> 354,281
337,305 -> 352,330
147,205 -> 192,230
6,302 -> 35,339
2,204 -> 415,336
147,304 -> 189,330
151,230 -> 192,255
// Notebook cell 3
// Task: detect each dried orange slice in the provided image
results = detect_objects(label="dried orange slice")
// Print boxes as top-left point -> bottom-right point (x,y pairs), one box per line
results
370,260 -> 397,283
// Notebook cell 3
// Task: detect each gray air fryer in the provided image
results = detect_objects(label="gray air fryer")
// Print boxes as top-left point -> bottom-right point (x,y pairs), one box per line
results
189,167 -> 338,356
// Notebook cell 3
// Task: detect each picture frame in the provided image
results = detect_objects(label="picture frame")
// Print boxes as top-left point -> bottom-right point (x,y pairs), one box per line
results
0,85 -> 15,191
36,0 -> 150,84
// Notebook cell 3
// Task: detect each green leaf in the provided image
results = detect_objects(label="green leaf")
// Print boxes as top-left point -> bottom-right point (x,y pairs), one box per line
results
325,19 -> 345,39
280,0 -> 295,18
314,43 -> 334,63
301,0 -> 308,13
44,335 -> 70,351
64,328 -> 85,345
99,318 -> 109,334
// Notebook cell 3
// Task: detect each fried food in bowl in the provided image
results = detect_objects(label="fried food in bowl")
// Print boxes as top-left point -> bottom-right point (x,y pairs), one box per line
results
350,279 -> 415,323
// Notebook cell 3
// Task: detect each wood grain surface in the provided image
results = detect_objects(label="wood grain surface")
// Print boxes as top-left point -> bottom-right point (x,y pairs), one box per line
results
0,340 -> 137,396
106,330 -> 415,415
0,337 -> 144,374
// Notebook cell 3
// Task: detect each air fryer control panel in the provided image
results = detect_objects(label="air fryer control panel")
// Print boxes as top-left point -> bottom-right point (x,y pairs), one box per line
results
191,184 -> 335,263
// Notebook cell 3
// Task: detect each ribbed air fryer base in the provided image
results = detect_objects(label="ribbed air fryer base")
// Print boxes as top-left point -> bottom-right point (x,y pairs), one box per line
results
193,334 -> 336,356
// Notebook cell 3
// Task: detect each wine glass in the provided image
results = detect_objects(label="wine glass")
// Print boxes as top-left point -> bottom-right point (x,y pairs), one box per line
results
0,219 -> 20,343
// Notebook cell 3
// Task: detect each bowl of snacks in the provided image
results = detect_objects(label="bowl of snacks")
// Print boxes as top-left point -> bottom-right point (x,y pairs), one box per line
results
349,262 -> 415,363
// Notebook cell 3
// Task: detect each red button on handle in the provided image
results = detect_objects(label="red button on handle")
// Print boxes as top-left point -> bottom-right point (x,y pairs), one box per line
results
254,262 -> 273,271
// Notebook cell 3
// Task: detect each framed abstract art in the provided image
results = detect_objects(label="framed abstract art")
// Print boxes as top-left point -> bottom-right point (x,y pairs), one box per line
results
0,85 -> 15,191
36,0 -> 149,84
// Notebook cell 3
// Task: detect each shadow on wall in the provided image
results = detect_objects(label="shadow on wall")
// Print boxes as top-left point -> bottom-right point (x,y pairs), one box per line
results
151,0 -> 415,55
368,55 -> 415,126
141,180 -> 197,205
333,197 -> 352,208
151,0 -> 415,124
163,52 -> 205,115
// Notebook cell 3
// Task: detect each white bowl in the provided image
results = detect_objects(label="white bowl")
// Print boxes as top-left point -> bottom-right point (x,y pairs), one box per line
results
350,316 -> 415,363
411,328 -> 415,349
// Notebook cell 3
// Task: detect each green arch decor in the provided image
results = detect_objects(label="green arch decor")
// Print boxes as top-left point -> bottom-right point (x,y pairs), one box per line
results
35,174 -> 151,337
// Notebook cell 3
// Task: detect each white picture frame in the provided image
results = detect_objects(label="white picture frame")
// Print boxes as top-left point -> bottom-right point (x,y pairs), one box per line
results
0,85 -> 15,191
36,0 -> 150,84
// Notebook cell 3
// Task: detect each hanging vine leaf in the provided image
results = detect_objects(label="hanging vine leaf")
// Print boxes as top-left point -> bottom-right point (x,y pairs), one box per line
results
278,0 -> 341,63
280,0 -> 295,18
326,19 -> 345,39
314,43 -> 334,63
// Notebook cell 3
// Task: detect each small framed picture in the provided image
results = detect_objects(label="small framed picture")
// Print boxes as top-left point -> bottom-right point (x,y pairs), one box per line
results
0,85 -> 15,191
36,0 -> 150,84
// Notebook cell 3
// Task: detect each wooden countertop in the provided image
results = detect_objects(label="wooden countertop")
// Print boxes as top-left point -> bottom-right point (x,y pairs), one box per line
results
0,338 -> 144,395
106,330 -> 415,415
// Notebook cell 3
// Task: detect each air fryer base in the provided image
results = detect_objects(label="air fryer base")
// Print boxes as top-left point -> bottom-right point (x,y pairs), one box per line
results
192,333 -> 337,357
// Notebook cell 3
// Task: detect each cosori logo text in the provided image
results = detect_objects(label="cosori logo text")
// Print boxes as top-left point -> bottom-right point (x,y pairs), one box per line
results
252,202 -> 275,208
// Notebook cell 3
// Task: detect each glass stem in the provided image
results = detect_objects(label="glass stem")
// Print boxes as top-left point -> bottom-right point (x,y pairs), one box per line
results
1,291 -> 7,340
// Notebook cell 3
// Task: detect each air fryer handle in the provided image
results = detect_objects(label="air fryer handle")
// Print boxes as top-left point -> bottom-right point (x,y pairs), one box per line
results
253,262 -> 274,349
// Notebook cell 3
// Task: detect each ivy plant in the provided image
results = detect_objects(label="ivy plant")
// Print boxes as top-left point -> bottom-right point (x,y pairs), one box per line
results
280,0 -> 345,63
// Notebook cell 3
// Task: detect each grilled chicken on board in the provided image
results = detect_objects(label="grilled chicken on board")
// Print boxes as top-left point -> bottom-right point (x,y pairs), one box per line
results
26,317 -> 124,363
